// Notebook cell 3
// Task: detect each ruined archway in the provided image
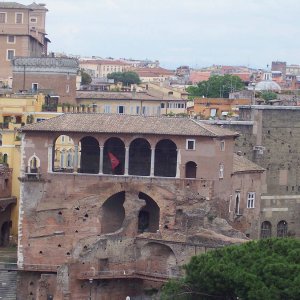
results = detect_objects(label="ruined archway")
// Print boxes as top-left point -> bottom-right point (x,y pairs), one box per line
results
261,221 -> 272,238
138,192 -> 160,233
185,161 -> 197,178
53,135 -> 75,172
103,137 -> 125,175
139,242 -> 177,276
80,136 -> 99,174
100,191 -> 125,234
129,138 -> 151,176
154,139 -> 177,177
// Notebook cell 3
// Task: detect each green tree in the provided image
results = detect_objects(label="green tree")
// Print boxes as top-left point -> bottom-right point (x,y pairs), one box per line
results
107,71 -> 141,86
260,91 -> 278,102
162,238 -> 300,300
80,69 -> 92,85
186,74 -> 245,98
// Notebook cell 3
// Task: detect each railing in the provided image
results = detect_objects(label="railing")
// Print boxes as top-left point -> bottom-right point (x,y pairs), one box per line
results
0,262 -> 60,272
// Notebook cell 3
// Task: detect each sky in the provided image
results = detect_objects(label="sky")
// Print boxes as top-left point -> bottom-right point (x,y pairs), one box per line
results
17,0 -> 300,69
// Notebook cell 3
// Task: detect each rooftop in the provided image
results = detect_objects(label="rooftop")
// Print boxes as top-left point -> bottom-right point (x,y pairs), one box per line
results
21,113 -> 239,137
232,154 -> 265,173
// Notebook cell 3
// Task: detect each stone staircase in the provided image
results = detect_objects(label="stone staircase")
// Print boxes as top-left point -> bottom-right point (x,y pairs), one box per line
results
0,270 -> 17,300
0,247 -> 17,300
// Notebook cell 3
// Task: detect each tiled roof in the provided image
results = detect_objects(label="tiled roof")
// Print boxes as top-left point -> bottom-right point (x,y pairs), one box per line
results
21,113 -> 238,137
0,2 -> 27,9
76,91 -> 184,101
232,154 -> 265,173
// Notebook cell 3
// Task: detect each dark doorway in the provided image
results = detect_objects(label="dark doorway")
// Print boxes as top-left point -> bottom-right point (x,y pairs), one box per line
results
0,221 -> 10,246
138,192 -> 160,233
103,138 -> 125,175
277,220 -> 288,237
80,136 -> 99,174
185,161 -> 197,178
154,139 -> 177,177
129,138 -> 151,176
261,221 -> 272,238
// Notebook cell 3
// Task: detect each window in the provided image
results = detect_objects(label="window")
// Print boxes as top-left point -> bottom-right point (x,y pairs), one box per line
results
15,13 -> 23,24
117,105 -> 125,114
220,140 -> 225,151
61,136 -> 65,143
32,83 -> 38,92
7,50 -> 15,61
161,103 -> 165,108
0,12 -> 6,23
7,35 -> 15,44
104,105 -> 111,113
186,139 -> 195,150
66,85 -> 69,93
277,220 -> 288,237
219,163 -> 224,179
36,118 -> 45,123
261,221 -> 272,238
247,192 -> 255,208
235,191 -> 241,215
142,106 -> 149,115
30,17 -> 37,23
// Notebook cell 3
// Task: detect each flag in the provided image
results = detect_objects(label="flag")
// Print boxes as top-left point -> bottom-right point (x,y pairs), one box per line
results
108,152 -> 120,170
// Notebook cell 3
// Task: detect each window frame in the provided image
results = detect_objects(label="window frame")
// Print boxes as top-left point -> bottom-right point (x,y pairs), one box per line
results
220,140 -> 225,151
219,163 -> 224,179
186,139 -> 196,150
0,12 -> 7,23
117,105 -> 125,114
7,35 -> 16,44
247,192 -> 255,208
6,49 -> 15,61
15,12 -> 23,24
30,17 -> 37,23
104,105 -> 111,113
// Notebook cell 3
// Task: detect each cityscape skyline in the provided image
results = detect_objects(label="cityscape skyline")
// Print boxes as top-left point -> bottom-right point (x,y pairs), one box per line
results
16,0 -> 300,69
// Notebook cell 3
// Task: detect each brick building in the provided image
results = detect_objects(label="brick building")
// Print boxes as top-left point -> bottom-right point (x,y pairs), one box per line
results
0,2 -> 48,84
17,114 -> 264,299
12,57 -> 79,104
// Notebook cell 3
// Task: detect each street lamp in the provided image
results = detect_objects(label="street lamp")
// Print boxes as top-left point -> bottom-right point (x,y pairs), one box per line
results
89,278 -> 93,300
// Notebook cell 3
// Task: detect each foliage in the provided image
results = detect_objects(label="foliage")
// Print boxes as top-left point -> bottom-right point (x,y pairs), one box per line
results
186,74 -> 245,98
107,71 -> 141,85
80,69 -> 92,85
26,114 -> 34,124
161,238 -> 300,300
260,91 -> 278,102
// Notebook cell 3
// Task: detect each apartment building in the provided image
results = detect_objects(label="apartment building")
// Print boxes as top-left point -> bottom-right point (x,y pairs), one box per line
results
0,2 -> 49,83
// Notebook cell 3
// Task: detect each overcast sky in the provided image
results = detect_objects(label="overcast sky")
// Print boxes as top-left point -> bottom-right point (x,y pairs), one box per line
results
19,0 -> 300,69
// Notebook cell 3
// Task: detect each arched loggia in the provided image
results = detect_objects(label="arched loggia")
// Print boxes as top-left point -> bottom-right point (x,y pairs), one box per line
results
79,136 -> 99,174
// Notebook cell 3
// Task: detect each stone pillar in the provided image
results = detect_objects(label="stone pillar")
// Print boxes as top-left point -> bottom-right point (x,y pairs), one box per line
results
150,147 -> 155,176
176,149 -> 181,178
99,146 -> 104,174
73,144 -> 79,173
47,144 -> 53,172
124,146 -> 129,176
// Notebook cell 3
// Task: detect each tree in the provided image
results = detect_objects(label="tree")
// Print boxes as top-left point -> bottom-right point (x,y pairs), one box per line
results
162,238 -> 300,300
80,69 -> 92,85
107,71 -> 141,86
260,91 -> 278,102
186,74 -> 245,98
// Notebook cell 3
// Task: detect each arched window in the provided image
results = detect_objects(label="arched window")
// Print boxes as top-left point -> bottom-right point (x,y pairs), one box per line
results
79,136 -> 99,174
277,220 -> 288,237
235,191 -> 241,215
138,192 -> 160,233
129,138 -> 151,176
154,139 -> 177,177
53,135 -> 75,172
30,157 -> 37,173
103,137 -> 125,175
185,161 -> 197,178
261,221 -> 272,238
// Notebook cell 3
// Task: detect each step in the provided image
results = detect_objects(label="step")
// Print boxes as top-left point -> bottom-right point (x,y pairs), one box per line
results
0,270 -> 17,300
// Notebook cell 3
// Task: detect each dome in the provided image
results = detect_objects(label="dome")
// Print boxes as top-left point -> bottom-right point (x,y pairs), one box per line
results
255,80 -> 281,92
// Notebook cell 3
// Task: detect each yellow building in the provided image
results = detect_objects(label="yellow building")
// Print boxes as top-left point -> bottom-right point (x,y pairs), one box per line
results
0,93 -> 62,238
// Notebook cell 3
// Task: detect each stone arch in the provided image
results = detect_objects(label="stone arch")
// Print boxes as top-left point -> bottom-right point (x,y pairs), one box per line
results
277,220 -> 288,237
79,136 -> 99,174
154,139 -> 177,177
100,191 -> 125,234
53,135 -> 76,172
129,138 -> 151,176
138,192 -> 160,233
185,161 -> 197,178
103,137 -> 125,175
139,242 -> 177,275
261,221 -> 272,238
27,154 -> 40,173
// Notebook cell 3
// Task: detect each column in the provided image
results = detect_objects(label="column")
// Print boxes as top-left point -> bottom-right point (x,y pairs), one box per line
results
99,146 -> 104,175
124,146 -> 129,176
150,147 -> 155,177
47,144 -> 53,172
176,149 -> 181,178
73,144 -> 79,173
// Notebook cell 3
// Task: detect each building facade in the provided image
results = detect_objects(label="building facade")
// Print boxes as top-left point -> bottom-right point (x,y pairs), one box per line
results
17,114 -> 264,299
0,2 -> 48,83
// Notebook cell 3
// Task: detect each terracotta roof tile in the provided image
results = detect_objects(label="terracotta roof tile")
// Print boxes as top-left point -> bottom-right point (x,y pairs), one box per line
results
232,154 -> 265,173
21,113 -> 238,137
